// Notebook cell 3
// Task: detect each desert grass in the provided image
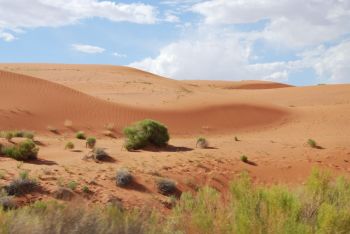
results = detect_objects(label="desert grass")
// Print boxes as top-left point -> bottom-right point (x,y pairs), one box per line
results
1,168 -> 350,233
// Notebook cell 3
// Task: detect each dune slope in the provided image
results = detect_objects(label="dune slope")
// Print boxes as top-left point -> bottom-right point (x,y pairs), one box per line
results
0,70 -> 288,135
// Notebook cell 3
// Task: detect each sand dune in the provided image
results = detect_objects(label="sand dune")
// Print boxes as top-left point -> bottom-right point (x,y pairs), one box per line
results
0,70 -> 288,135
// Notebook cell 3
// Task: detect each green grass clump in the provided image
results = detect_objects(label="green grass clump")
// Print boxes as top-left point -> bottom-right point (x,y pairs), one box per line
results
123,119 -> 169,151
196,137 -> 208,148
0,131 -> 35,140
116,169 -> 133,187
67,181 -> 78,191
240,155 -> 248,163
156,178 -> 176,195
64,142 -> 74,150
4,132 -> 13,142
75,131 -> 86,140
86,137 -> 96,149
307,139 -> 317,148
1,139 -> 39,161
82,185 -> 90,193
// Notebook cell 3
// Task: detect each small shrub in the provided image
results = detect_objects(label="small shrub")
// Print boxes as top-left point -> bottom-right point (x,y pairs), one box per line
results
5,178 -> 38,196
82,185 -> 90,193
19,170 -> 29,180
235,136 -> 239,141
93,148 -> 109,161
116,169 -> 132,187
86,137 -> 96,149
5,132 -> 13,142
196,137 -> 208,149
308,139 -> 317,148
123,119 -> 169,151
67,181 -> 78,191
65,142 -> 75,150
76,131 -> 86,140
24,132 -> 35,140
156,178 -> 176,195
0,196 -> 16,210
1,140 -> 39,160
240,155 -> 248,163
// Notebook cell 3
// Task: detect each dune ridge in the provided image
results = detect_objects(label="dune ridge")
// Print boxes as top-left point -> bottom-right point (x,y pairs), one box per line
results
0,70 -> 289,135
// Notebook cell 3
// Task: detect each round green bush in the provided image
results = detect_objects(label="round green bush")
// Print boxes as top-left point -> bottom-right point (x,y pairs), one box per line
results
123,119 -> 169,151
156,178 -> 176,195
86,137 -> 96,149
76,131 -> 86,140
65,142 -> 74,150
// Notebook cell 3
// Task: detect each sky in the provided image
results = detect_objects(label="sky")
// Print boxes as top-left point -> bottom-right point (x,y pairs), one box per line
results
0,0 -> 349,85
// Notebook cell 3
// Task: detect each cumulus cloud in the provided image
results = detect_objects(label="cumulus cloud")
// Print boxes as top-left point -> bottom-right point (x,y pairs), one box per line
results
192,0 -> 350,47
72,44 -> 105,54
130,29 -> 294,81
0,0 -> 157,31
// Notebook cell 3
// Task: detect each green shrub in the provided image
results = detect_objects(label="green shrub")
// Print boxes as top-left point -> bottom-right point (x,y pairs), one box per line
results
1,140 -> 39,160
76,131 -> 86,140
196,137 -> 208,148
65,142 -> 74,150
0,196 -> 16,210
4,132 -> 13,142
116,169 -> 132,187
307,139 -> 317,148
240,155 -> 248,163
123,119 -> 169,151
82,185 -> 90,193
86,137 -> 96,149
156,178 -> 176,195
67,181 -> 78,191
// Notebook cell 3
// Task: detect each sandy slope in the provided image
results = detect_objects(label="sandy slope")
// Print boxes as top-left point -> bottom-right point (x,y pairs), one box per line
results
0,69 -> 288,136
0,64 -> 349,209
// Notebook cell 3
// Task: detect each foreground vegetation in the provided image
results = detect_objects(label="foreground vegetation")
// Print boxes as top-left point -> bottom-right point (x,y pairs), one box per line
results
0,168 -> 349,233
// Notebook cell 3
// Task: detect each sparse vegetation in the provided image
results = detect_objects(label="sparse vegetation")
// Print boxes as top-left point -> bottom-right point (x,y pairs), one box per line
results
76,131 -> 86,140
86,137 -> 96,149
92,147 -> 109,161
67,181 -> 78,191
116,168 -> 132,187
1,139 -> 39,160
156,178 -> 176,195
196,137 -> 208,148
4,172 -> 38,196
64,141 -> 75,150
234,136 -> 239,141
0,169 -> 350,233
4,132 -> 13,142
308,139 -> 318,148
240,155 -> 248,163
82,185 -> 90,193
123,119 -> 169,151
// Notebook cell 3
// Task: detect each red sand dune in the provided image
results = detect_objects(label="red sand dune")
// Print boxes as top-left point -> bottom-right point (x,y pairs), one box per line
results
0,70 -> 288,135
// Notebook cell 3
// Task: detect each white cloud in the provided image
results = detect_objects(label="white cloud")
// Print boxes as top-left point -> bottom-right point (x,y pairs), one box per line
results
0,0 -> 157,31
112,52 -> 127,58
301,41 -> 350,83
130,29 -> 294,81
193,0 -> 350,47
0,31 -> 16,42
72,44 -> 105,54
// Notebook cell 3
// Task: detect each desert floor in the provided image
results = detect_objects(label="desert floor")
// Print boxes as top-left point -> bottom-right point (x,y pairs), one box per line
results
0,63 -> 349,210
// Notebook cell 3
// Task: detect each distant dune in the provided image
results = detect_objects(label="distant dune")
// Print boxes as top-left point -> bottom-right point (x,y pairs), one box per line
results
0,68 -> 288,135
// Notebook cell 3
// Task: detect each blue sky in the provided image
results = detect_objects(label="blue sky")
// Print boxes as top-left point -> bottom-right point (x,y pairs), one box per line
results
0,0 -> 349,85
